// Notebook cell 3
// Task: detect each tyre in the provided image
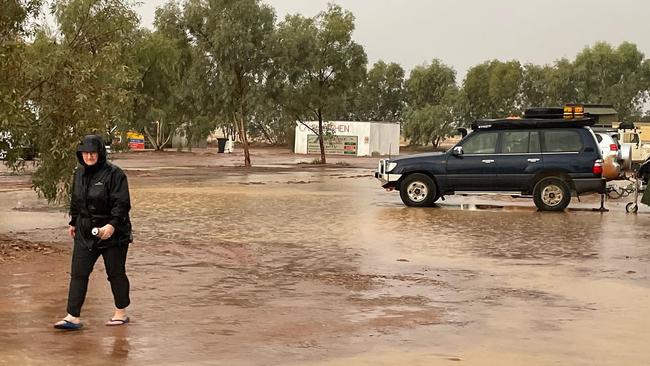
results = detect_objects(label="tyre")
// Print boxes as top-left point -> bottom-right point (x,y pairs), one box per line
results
626,202 -> 638,214
399,173 -> 438,207
533,177 -> 571,211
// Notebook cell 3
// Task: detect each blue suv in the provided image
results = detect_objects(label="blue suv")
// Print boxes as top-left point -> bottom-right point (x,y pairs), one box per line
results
375,117 -> 605,211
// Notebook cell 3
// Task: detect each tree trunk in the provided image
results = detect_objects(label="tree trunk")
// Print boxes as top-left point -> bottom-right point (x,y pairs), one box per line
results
144,128 -> 158,150
260,123 -> 275,145
158,120 -> 163,151
317,108 -> 326,164
144,121 -> 165,151
238,102 -> 251,167
240,116 -> 251,167
185,126 -> 192,152
234,69 -> 251,167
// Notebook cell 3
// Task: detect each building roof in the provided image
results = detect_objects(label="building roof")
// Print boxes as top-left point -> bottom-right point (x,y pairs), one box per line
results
563,103 -> 618,116
585,107 -> 618,116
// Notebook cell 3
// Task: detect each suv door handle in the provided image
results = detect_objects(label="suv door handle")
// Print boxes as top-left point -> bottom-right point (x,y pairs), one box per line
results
481,159 -> 495,164
527,158 -> 540,163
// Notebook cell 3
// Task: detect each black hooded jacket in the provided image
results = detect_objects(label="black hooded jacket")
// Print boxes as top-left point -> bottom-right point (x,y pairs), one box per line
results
69,135 -> 132,249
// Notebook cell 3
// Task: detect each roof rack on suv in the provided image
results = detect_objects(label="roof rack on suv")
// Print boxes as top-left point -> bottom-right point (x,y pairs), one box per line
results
524,105 -> 595,120
470,117 -> 596,131
523,107 -> 565,119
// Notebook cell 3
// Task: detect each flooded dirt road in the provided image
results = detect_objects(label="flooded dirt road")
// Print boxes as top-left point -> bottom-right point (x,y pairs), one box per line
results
1,150 -> 649,365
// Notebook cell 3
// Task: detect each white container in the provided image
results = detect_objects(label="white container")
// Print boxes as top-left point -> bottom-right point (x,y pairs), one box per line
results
294,121 -> 400,157
224,140 -> 234,153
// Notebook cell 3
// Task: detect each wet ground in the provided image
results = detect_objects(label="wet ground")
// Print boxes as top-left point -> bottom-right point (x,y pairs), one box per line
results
1,148 -> 649,365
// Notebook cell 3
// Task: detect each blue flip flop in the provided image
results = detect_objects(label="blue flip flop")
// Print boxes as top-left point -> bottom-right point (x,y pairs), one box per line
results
54,320 -> 84,330
106,317 -> 130,326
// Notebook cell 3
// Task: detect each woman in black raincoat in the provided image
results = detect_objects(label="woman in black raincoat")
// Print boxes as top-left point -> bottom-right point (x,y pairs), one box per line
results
54,135 -> 133,330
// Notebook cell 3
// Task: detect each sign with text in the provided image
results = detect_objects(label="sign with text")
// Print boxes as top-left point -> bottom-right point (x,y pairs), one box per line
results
307,135 -> 357,155
126,131 -> 145,150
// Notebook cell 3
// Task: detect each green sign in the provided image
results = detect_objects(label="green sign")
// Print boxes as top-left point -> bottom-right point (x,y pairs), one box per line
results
307,135 -> 357,155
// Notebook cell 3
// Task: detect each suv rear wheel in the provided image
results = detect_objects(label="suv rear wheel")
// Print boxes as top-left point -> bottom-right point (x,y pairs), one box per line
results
533,177 -> 571,211
399,173 -> 438,207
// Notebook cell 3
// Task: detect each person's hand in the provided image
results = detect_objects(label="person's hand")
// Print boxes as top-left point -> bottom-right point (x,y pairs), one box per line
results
68,226 -> 76,238
98,224 -> 115,240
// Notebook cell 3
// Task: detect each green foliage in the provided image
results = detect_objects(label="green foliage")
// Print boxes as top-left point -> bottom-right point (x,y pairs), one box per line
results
462,60 -> 523,120
484,43 -> 650,122
573,42 -> 650,120
403,102 -> 456,148
274,4 -> 367,163
0,0 -> 42,165
353,61 -> 405,121
406,59 -> 456,108
184,0 -> 276,166
403,60 -> 460,148
1,0 -> 139,202
130,29 -> 182,149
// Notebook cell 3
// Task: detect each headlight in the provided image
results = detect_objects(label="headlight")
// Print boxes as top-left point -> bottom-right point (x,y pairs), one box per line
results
386,162 -> 397,172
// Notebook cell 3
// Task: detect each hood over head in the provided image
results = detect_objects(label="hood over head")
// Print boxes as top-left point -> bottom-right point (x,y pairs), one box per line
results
76,135 -> 107,171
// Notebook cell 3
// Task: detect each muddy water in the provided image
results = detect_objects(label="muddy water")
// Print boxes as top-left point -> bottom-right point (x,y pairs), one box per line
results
1,168 -> 649,365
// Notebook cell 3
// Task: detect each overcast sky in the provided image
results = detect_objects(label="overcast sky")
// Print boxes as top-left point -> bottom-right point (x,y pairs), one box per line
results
136,0 -> 650,80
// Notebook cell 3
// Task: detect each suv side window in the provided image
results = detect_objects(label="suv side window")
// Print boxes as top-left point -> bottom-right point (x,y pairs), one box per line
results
501,131 -> 530,154
543,130 -> 582,152
500,131 -> 541,154
462,132 -> 498,154
529,131 -> 541,153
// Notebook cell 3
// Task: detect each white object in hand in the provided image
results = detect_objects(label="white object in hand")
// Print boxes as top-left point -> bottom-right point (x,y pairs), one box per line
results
91,227 -> 100,236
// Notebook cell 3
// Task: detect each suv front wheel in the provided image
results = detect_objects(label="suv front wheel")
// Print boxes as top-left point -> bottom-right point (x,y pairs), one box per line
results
399,173 -> 438,207
533,177 -> 571,211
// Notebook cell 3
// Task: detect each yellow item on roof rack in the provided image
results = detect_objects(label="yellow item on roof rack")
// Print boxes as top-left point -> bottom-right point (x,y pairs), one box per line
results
564,105 -> 584,119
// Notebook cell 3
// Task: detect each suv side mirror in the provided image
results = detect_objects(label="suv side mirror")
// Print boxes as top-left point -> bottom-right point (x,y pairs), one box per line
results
452,146 -> 464,156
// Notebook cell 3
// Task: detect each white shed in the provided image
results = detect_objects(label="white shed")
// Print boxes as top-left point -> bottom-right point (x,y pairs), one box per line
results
294,121 -> 400,157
